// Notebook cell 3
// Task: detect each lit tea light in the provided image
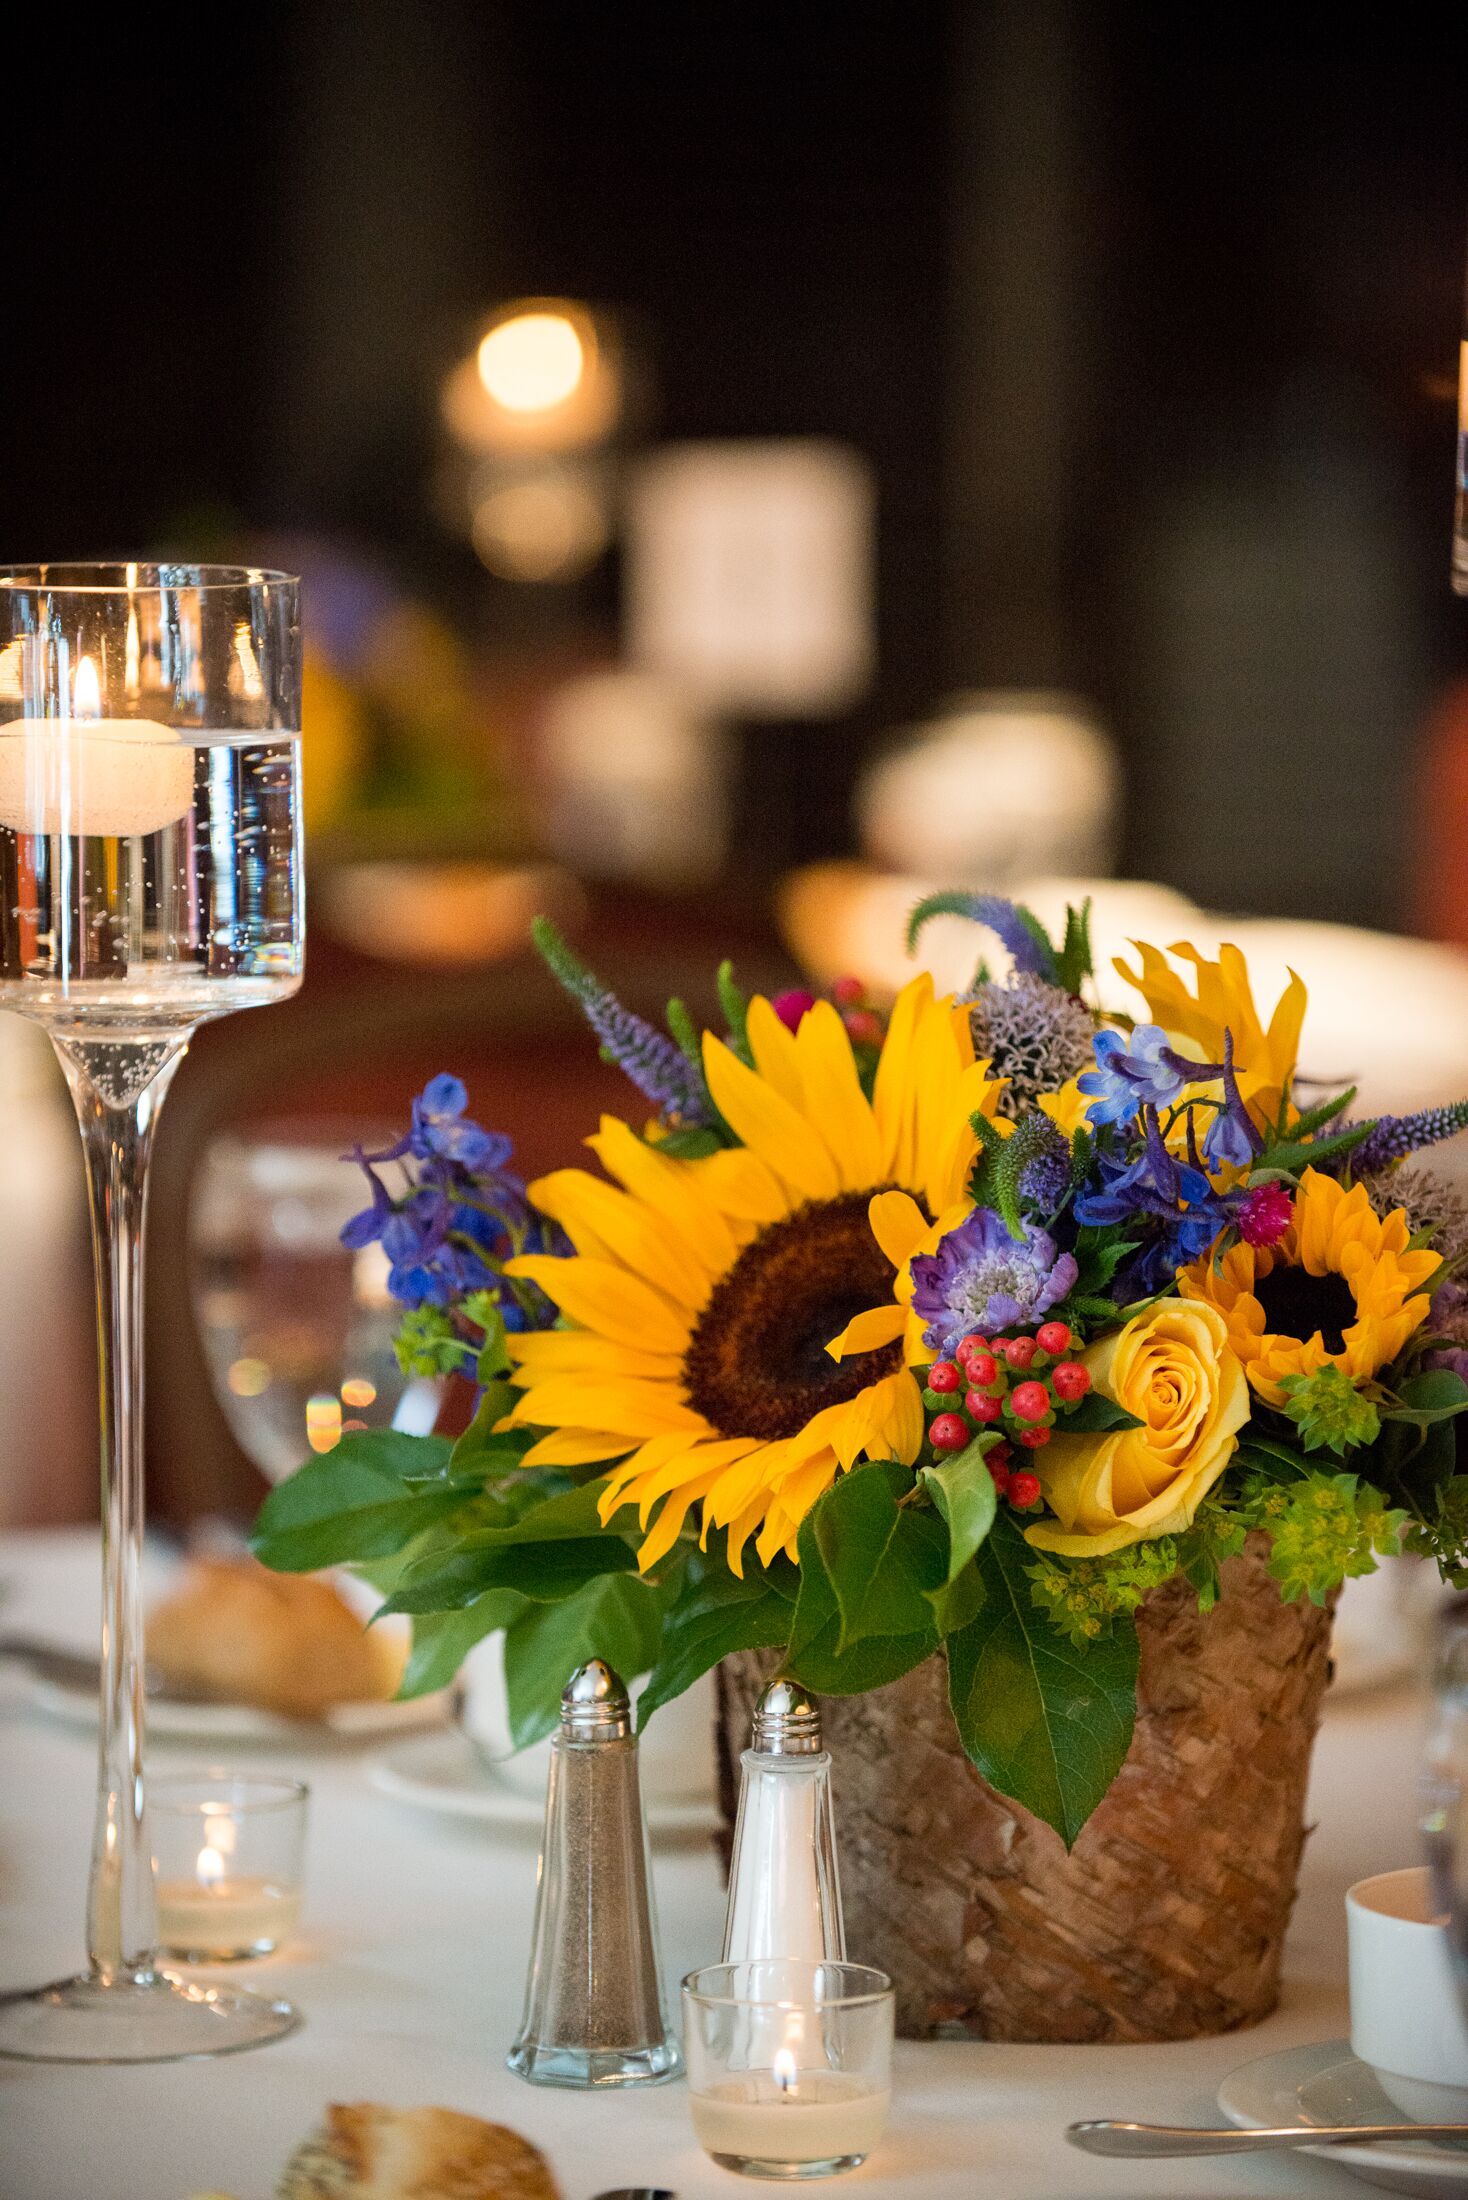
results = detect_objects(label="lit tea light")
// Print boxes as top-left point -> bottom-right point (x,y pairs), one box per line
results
152,1774 -> 308,1964
689,2057 -> 890,2171
0,651 -> 195,837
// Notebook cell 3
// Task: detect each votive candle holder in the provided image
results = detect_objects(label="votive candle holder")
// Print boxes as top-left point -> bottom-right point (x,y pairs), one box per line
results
151,1773 -> 307,1963
683,1960 -> 894,2180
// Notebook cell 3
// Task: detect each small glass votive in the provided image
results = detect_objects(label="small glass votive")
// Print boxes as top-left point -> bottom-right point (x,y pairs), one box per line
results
683,1960 -> 894,2180
151,1772 -> 307,1962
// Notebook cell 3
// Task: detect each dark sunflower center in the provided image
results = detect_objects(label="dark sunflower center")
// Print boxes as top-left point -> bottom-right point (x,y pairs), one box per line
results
683,1190 -> 905,1441
1254,1264 -> 1358,1354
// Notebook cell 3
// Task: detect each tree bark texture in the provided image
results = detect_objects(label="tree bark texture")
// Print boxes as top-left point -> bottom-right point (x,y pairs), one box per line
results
715,1535 -> 1336,2042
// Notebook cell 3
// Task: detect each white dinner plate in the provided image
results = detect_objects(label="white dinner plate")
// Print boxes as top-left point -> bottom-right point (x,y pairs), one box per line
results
1219,2039 -> 1468,2198
26,1671 -> 451,1746
366,1727 -> 722,1845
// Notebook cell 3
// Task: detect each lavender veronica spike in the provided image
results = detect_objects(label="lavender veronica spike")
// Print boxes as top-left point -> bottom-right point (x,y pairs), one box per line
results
532,916 -> 716,1126
1351,1100 -> 1468,1176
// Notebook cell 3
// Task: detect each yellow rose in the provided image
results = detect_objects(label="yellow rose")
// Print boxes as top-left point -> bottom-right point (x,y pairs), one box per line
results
1024,1299 -> 1248,1557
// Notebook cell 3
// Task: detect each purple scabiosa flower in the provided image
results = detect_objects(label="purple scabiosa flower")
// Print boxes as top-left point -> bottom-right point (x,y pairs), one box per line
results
910,1207 -> 1079,1353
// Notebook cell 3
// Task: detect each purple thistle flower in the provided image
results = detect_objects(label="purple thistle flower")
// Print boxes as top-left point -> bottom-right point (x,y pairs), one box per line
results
910,1207 -> 1079,1352
1349,1100 -> 1468,1177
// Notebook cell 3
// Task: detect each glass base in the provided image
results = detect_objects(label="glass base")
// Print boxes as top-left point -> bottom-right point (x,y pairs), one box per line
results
709,2154 -> 868,2180
0,1967 -> 300,2063
505,2034 -> 683,2088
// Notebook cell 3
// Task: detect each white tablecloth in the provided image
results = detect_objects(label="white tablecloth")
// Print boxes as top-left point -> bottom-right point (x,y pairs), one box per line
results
0,1529 -> 1430,2200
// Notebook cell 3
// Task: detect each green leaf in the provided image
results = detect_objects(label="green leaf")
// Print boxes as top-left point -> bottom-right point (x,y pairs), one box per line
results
380,1488 -> 639,1614
787,1484 -> 938,1692
1379,1369 -> 1468,1428
1055,897 -> 1094,994
503,1567 -> 683,1750
250,1430 -> 459,1572
639,1553 -> 797,1726
717,958 -> 751,1056
1282,1085 -> 1356,1142
1255,1121 -> 1372,1178
654,1124 -> 724,1159
1232,1435 -> 1314,1483
1054,1393 -> 1143,1433
808,1461 -> 945,1651
399,1590 -> 526,1698
665,995 -> 703,1068
946,1513 -> 1139,1848
921,1441 -> 998,1583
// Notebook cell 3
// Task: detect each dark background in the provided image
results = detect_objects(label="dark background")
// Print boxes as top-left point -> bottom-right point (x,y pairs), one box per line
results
2,2 -> 1464,926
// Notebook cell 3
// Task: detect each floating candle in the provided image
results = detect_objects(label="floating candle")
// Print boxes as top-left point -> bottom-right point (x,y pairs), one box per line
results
156,1840 -> 301,1962
0,654 -> 194,837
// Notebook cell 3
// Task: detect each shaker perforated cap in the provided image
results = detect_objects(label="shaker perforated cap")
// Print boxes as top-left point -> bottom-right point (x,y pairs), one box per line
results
752,1677 -> 822,1754
561,1658 -> 632,1740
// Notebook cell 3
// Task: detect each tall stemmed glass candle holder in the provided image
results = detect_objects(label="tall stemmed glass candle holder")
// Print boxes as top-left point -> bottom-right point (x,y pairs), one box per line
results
0,564 -> 304,2062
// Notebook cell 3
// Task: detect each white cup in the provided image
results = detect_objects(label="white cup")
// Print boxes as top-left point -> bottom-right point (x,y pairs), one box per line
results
458,1633 -> 717,1808
1347,1865 -> 1468,2121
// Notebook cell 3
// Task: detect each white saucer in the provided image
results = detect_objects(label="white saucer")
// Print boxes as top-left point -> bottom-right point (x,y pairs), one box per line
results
1219,2040 -> 1468,2197
27,1672 -> 451,1746
366,1727 -> 722,1845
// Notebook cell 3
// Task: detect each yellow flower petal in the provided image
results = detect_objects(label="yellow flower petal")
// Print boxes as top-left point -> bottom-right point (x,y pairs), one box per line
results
868,1188 -> 929,1268
588,1115 -> 742,1275
702,1032 -> 842,1202
506,1255 -> 691,1354
513,1374 -> 707,1437
527,1168 -> 710,1312
794,1000 -> 882,1189
745,995 -> 807,1111
520,1427 -> 637,1467
825,1302 -> 908,1362
508,1330 -> 684,1381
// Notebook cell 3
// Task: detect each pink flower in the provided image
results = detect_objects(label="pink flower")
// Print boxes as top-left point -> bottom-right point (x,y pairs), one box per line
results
771,988 -> 817,1032
1239,1181 -> 1293,1249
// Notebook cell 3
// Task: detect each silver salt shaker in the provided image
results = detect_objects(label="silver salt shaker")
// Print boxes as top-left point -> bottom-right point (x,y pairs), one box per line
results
507,1658 -> 682,2087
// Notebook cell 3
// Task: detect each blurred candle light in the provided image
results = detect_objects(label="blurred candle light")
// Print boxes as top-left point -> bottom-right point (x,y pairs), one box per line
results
478,310 -> 586,413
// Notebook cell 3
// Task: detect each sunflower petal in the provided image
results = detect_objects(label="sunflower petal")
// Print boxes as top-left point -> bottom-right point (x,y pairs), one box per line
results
507,1330 -> 684,1381
505,1254 -> 691,1353
588,1115 -> 741,1274
513,1373 -> 707,1437
702,1033 -> 842,1201
825,1302 -> 908,1362
745,995 -> 806,1110
872,973 -> 933,1184
527,1168 -> 710,1312
794,999 -> 883,1188
520,1427 -> 636,1467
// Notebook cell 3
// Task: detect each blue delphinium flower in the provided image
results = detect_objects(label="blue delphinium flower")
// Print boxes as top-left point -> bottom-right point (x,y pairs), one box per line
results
341,1075 -> 561,1322
910,1207 -> 1079,1352
1076,1106 -> 1243,1294
1078,1025 -> 1196,1126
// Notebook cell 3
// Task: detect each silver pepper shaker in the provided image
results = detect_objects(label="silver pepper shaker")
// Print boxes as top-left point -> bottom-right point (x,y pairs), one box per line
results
507,1659 -> 682,2087
721,1678 -> 846,1965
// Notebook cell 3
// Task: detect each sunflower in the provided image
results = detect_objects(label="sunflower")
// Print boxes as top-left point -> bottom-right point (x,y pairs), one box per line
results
1179,1167 -> 1439,1405
503,978 -> 1008,1571
1114,939 -> 1306,1130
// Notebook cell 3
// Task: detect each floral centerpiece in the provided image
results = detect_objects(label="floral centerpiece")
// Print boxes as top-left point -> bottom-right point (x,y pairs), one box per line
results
254,898 -> 1468,2040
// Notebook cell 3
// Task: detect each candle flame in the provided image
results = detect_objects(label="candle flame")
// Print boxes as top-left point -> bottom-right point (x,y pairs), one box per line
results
73,654 -> 101,719
196,1841 -> 226,1887
124,609 -> 141,697
773,2047 -> 798,2098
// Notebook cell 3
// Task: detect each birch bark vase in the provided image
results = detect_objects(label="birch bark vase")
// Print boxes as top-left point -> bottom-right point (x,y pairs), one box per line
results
715,1534 -> 1336,2043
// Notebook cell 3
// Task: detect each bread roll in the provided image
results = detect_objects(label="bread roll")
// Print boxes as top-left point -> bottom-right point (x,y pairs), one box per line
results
277,2104 -> 559,2200
147,1556 -> 403,1718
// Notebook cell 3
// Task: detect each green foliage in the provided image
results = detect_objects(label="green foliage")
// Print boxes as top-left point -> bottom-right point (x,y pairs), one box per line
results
395,1306 -> 476,1381
717,959 -> 751,1060
993,1112 -> 1062,1240
787,1464 -> 940,1693
398,1591 -> 526,1699
1277,1366 -> 1381,1455
1378,1367 -> 1468,1430
250,1430 -> 463,1572
1025,1539 -> 1184,1648
1281,1085 -> 1356,1143
1172,1503 -> 1251,1609
1242,1470 -> 1406,1605
1053,1393 -> 1143,1433
654,1125 -> 725,1158
947,1514 -> 1139,1849
379,1479 -> 640,1615
1250,1119 -> 1372,1181
639,1549 -> 797,1726
1404,1478 -> 1468,1590
502,1566 -> 683,1750
1054,899 -> 1095,995
920,1440 -> 999,1583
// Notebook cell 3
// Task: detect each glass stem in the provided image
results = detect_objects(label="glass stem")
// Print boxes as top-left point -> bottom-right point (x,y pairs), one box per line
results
55,1039 -> 186,1986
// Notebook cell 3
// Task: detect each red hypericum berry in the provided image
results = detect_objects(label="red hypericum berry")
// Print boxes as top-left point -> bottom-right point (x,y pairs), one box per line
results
988,1460 -> 1012,1495
842,1009 -> 884,1047
1015,1426 -> 1052,1451
965,1389 -> 1003,1423
965,1349 -> 1000,1388
1003,1336 -> 1037,1370
831,974 -> 865,1009
1009,1379 -> 1051,1423
1036,1321 -> 1071,1356
1239,1181 -> 1294,1249
930,1413 -> 970,1452
955,1332 -> 989,1364
987,1439 -> 1013,1468
1008,1470 -> 1043,1507
1051,1361 -> 1092,1403
928,1359 -> 962,1394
